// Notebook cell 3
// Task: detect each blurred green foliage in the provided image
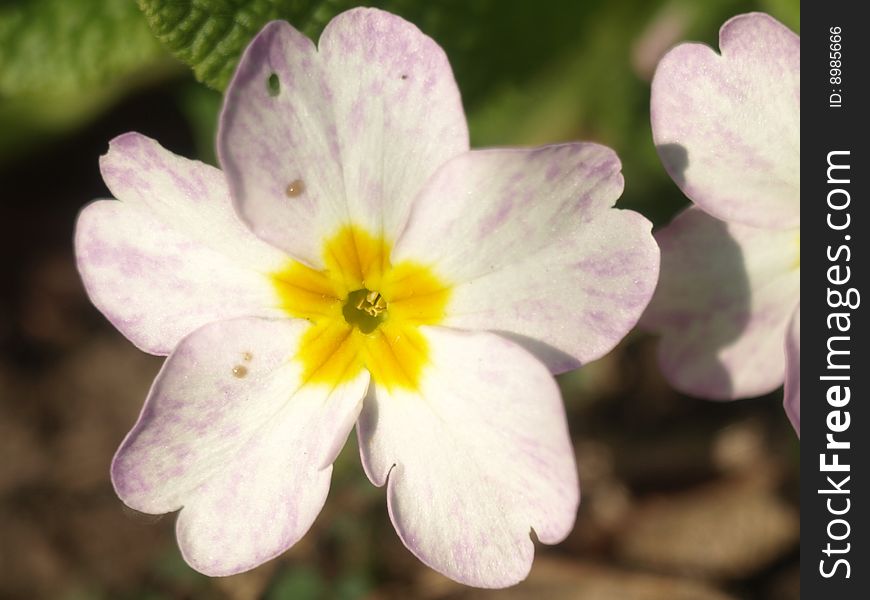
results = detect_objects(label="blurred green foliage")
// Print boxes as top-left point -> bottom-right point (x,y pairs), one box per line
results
0,0 -> 178,160
0,0 -> 798,225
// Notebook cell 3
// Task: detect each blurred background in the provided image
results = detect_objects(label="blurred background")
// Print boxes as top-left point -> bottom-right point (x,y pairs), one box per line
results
0,0 -> 799,598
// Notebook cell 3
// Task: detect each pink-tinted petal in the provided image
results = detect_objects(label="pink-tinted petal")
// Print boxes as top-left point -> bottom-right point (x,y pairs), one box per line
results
651,12 -> 799,229
641,207 -> 800,399
75,133 -> 287,354
218,9 -> 468,265
318,9 -> 469,237
783,304 -> 800,436
112,317 -> 369,576
357,327 -> 578,588
394,144 -> 659,372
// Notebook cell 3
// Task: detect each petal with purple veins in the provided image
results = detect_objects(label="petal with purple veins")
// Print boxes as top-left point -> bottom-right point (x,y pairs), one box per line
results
394,144 -> 659,372
651,12 -> 799,229
75,133 -> 287,354
218,9 -> 468,264
357,327 -> 578,588
641,206 -> 799,399
112,317 -> 369,575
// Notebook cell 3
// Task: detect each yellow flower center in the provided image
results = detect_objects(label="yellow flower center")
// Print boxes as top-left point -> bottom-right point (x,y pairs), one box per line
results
271,225 -> 451,390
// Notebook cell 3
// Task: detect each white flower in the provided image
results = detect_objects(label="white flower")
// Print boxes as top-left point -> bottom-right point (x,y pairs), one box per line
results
75,8 -> 659,586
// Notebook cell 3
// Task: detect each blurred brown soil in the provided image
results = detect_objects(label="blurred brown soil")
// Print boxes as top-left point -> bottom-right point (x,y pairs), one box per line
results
0,89 -> 799,600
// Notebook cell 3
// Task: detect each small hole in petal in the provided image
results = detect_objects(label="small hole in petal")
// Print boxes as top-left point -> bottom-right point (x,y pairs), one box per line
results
232,365 -> 248,378
267,73 -> 280,97
286,179 -> 305,197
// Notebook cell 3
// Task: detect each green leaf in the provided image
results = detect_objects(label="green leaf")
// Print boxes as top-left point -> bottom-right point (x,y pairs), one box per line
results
137,0 -> 357,91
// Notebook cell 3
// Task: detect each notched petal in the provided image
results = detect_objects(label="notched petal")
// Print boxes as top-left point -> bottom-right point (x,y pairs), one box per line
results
75,133 -> 285,354
651,12 -> 799,229
111,317 -> 368,576
357,328 -> 578,587
395,145 -> 659,372
218,9 -> 469,263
